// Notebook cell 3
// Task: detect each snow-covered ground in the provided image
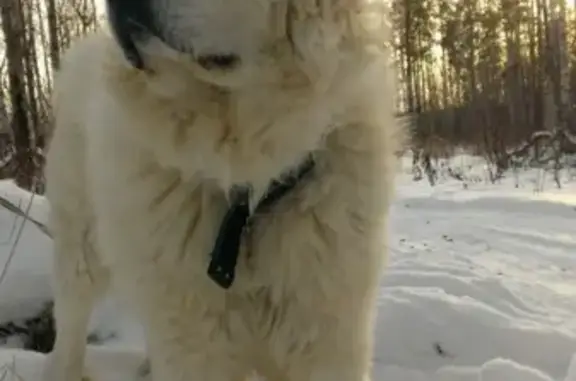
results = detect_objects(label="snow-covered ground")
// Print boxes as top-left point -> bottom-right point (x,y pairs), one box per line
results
0,155 -> 575,381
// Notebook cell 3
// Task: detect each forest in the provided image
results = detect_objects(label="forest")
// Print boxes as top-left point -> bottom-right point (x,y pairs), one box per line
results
0,0 -> 575,191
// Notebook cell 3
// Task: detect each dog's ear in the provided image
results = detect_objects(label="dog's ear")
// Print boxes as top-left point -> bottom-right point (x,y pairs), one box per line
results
106,0 -> 157,70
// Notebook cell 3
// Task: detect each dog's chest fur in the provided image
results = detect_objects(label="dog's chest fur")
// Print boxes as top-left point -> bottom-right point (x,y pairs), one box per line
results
107,69 -> 344,188
96,83 -> 352,290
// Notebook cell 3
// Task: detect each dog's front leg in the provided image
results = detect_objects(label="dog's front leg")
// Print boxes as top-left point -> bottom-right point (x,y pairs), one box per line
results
43,221 -> 110,381
138,301 -> 251,381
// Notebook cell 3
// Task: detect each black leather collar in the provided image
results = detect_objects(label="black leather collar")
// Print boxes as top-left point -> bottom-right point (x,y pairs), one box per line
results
208,155 -> 316,289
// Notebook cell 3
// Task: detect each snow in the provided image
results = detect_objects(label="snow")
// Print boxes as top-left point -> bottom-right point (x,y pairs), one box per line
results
0,154 -> 576,381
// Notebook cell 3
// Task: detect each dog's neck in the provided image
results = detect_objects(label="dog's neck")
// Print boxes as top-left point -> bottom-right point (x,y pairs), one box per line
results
208,153 -> 316,289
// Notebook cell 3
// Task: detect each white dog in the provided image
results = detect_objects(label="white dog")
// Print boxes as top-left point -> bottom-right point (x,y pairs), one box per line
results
43,0 -> 401,380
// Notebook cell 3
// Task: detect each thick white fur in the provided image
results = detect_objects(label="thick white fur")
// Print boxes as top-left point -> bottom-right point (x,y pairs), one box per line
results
44,1 -> 401,381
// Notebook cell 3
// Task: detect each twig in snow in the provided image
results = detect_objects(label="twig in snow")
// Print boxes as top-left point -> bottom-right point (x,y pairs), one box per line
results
0,192 -> 39,287
0,356 -> 25,381
0,195 -> 50,238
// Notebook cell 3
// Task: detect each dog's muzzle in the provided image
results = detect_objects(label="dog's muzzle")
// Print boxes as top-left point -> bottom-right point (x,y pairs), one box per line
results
106,0 -> 159,70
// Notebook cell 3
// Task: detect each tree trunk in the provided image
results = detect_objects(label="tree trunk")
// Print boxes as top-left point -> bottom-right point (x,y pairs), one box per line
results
1,0 -> 35,190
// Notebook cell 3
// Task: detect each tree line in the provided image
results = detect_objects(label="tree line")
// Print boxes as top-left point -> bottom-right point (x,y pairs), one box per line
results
393,0 -> 576,184
0,0 -> 575,192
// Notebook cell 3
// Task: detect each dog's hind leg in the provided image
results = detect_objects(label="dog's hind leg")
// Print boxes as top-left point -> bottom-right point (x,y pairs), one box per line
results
43,216 -> 109,381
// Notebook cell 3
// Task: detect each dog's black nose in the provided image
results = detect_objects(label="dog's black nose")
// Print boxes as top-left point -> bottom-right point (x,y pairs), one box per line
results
197,54 -> 240,71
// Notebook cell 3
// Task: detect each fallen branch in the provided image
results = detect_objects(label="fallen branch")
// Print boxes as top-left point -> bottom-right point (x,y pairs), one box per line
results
0,195 -> 50,238
0,193 -> 37,287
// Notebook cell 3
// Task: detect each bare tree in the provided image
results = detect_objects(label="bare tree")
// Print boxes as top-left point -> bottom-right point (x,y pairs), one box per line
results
0,0 -> 99,192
